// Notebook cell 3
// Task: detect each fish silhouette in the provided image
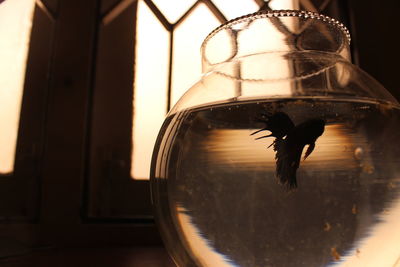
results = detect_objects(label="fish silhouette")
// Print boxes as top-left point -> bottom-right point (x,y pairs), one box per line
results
251,112 -> 325,189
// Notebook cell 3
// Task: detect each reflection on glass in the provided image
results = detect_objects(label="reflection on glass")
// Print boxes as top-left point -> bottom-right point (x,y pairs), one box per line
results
337,196 -> 400,267
171,3 -> 220,106
203,124 -> 357,171
0,0 -> 35,174
154,98 -> 400,267
175,205 -> 234,267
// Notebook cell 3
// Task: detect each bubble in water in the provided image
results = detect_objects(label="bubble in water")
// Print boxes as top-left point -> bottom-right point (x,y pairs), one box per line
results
354,147 -> 363,160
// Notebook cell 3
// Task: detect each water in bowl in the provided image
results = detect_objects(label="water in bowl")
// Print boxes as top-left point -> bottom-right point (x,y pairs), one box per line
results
151,97 -> 400,267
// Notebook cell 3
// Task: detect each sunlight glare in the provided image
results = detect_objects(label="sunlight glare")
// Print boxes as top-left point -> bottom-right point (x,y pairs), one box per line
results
152,0 -> 196,24
268,0 -> 298,10
0,0 -> 35,174
171,3 -> 221,106
131,1 -> 305,180
211,0 -> 259,20
132,0 -> 169,179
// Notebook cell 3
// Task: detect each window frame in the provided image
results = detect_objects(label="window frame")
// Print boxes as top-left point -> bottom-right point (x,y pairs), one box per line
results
0,1 -> 56,222
86,0 -> 354,221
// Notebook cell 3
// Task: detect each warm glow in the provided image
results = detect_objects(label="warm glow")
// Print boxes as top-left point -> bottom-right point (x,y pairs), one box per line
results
211,0 -> 259,20
152,0 -> 196,24
132,0 -> 170,179
203,124 -> 360,171
337,196 -> 400,267
171,3 -> 220,106
0,0 -> 35,174
131,0 -> 307,180
269,0 -> 298,10
176,205 -> 235,267
131,1 -> 222,180
201,128 -> 276,171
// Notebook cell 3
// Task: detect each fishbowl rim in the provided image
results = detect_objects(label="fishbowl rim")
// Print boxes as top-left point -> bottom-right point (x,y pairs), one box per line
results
201,9 -> 352,53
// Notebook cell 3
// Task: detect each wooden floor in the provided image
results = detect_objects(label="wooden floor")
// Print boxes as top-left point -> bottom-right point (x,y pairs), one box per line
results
0,246 -> 176,267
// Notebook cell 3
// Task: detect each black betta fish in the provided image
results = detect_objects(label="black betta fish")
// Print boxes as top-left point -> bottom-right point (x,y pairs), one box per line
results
251,112 -> 325,189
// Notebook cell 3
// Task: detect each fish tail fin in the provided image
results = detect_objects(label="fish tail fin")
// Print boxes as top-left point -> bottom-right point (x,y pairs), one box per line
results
274,139 -> 299,190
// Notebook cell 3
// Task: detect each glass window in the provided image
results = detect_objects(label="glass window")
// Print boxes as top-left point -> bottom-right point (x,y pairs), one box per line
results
131,0 -> 263,180
87,0 -> 345,218
0,0 -> 36,174
130,0 -> 311,180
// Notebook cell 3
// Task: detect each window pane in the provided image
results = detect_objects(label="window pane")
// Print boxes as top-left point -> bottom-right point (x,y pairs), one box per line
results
133,0 -> 301,181
0,0 -> 35,174
268,0 -> 298,9
152,0 -> 196,24
171,3 -> 221,106
212,0 -> 259,20
132,0 -> 170,179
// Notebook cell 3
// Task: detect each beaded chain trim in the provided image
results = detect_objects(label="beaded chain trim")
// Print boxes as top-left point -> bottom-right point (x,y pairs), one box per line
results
202,10 -> 352,49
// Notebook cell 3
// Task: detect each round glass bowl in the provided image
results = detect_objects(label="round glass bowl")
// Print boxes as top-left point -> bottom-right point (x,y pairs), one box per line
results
150,10 -> 400,267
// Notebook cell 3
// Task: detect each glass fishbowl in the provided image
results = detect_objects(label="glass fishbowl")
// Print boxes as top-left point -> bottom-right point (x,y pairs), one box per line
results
150,10 -> 400,267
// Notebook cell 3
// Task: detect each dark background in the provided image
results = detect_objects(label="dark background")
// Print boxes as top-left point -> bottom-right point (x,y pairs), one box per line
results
350,1 -> 400,101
